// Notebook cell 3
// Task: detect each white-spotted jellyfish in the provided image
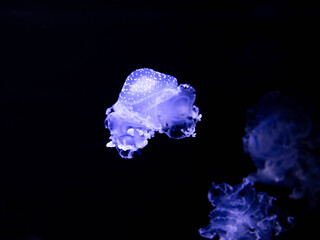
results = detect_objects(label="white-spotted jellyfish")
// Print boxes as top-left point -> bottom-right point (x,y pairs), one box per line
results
105,68 -> 202,159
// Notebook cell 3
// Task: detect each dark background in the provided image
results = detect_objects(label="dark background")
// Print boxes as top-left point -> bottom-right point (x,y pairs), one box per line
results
1,1 -> 319,240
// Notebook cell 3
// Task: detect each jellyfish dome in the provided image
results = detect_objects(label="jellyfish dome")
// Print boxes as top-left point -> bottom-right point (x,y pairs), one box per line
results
105,68 -> 202,159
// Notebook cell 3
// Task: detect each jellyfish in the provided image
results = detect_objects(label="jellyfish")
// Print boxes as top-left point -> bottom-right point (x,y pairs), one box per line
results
199,178 -> 293,240
105,68 -> 201,159
243,90 -> 320,203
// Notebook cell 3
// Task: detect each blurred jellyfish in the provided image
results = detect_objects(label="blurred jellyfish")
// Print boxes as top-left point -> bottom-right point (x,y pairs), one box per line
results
243,90 -> 320,203
105,68 -> 201,159
199,178 -> 293,240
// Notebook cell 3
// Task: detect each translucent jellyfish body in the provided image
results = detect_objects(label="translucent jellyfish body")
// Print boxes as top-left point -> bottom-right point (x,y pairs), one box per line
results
105,68 -> 201,159
243,90 -> 316,199
199,178 -> 293,240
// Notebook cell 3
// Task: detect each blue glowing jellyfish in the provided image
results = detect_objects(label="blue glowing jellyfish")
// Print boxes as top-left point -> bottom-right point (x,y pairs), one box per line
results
243,90 -> 320,202
105,68 -> 201,159
199,178 -> 293,240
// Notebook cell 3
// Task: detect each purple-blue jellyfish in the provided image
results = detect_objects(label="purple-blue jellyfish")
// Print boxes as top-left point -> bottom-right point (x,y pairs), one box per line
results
199,178 -> 293,240
105,68 -> 202,159
243,90 -> 320,202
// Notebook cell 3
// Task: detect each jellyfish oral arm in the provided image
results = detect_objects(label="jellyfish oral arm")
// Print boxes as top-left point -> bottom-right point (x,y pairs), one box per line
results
199,178 -> 293,240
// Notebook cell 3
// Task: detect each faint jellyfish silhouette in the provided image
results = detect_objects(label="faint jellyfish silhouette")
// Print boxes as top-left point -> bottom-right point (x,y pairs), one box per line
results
243,90 -> 320,205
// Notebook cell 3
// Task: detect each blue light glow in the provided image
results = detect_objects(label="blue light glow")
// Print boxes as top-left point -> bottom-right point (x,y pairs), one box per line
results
199,178 -> 293,240
105,68 -> 201,159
